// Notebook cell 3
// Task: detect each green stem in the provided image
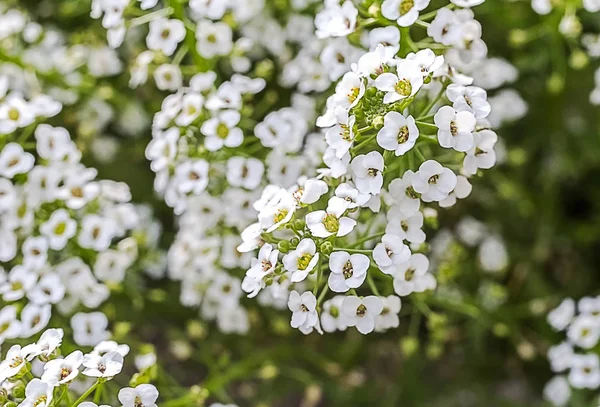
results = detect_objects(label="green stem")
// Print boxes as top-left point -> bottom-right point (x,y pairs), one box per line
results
333,248 -> 371,254
348,232 -> 385,248
93,382 -> 103,404
367,274 -> 380,296
70,380 -> 100,406
129,7 -> 174,27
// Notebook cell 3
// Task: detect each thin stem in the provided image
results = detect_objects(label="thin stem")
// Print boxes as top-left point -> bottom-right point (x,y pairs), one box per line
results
348,232 -> 385,248
351,134 -> 377,152
129,7 -> 174,27
367,274 -> 380,296
71,380 -> 100,406
93,382 -> 104,404
333,248 -> 371,254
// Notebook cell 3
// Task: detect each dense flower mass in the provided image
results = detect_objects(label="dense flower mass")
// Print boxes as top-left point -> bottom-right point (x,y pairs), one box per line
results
1,0 -> 600,405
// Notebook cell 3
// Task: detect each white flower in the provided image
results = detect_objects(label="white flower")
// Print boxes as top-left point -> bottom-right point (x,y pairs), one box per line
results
174,159 -> 210,194
334,182 -> 370,208
118,384 -> 159,407
463,128 -> 497,175
325,108 -> 356,159
341,295 -> 383,334
451,0 -> 485,7
190,0 -> 228,19
351,151 -> 384,195
41,350 -> 83,385
71,312 -> 110,347
323,147 -> 350,178
543,376 -> 570,407
292,178 -> 328,205
321,296 -> 348,333
377,112 -> 419,156
0,97 -> 35,134
18,379 -> 53,407
0,265 -> 36,301
28,273 -> 65,305
226,157 -> 264,190
393,253 -> 436,296
569,354 -> 600,389
306,197 -> 356,238
146,18 -> 185,56
145,127 -> 179,173
257,190 -> 296,232
439,175 -> 472,208
411,160 -> 457,202
315,1 -> 357,39
548,342 -> 574,373
373,233 -> 411,274
375,295 -> 402,332
446,84 -> 491,119
367,27 -> 401,60
434,106 -> 476,152
374,61 -> 424,103
406,49 -> 444,79
0,344 -> 38,380
333,72 -> 365,109
0,305 -> 21,343
201,110 -> 244,151
283,239 -> 319,283
381,0 -> 431,27
78,214 -> 117,251
478,235 -> 508,272
35,328 -> 64,358
328,251 -> 369,293
386,206 -> 426,244
0,143 -> 34,178
387,170 -> 421,215
288,290 -> 320,334
40,209 -> 77,250
243,244 -> 279,298
153,64 -> 182,91
82,351 -> 124,378
175,93 -> 204,127
195,20 -> 233,58
567,314 -> 600,349
583,0 -> 600,12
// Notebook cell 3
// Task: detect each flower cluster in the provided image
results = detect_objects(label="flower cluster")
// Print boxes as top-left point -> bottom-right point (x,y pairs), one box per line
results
0,328 -> 159,407
544,297 -> 600,406
234,0 -> 513,335
0,90 -> 161,346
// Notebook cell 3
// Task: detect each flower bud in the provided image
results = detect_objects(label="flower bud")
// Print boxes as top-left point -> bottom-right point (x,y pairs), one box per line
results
277,240 -> 290,253
372,115 -> 384,129
12,385 -> 25,399
400,336 -> 419,357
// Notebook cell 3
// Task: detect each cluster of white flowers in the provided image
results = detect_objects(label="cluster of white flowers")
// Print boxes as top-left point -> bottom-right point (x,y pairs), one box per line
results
0,328 -> 159,407
0,86 -> 161,346
544,297 -> 600,406
233,0 -> 519,336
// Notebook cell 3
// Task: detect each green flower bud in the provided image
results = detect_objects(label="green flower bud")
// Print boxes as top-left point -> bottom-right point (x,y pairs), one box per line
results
320,242 -> 333,255
4,401 -> 17,407
293,219 -> 306,231
290,237 -> 300,247
372,115 -> 384,129
569,49 -> 589,70
547,73 -> 564,94
277,240 -> 291,253
400,336 -> 419,358
426,343 -> 443,360
12,385 -> 25,399
508,29 -> 528,48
